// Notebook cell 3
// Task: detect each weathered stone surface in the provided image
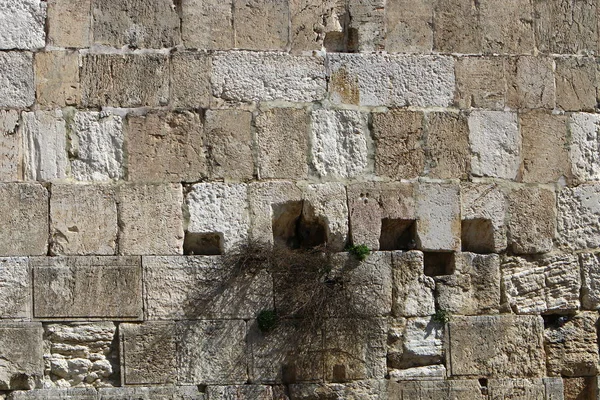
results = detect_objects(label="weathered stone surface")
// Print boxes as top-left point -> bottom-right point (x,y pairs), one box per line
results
289,380 -> 388,400
178,320 -> 247,384
372,110 -> 424,180
310,109 -> 368,179
534,0 -> 598,54
392,251 -> 435,317
388,317 -> 443,369
448,315 -> 545,377
0,322 -> 43,390
118,183 -> 184,255
256,108 -> 309,179
81,54 -> 169,107
205,109 -> 254,181
436,253 -> 501,315
454,57 -> 505,110
32,257 -> 142,320
0,0 -> 45,50
99,386 -> 203,400
386,0 -> 433,53
416,183 -> 460,251
562,378 -> 594,400
170,52 -> 211,108
347,0 -> 385,52
433,0 -> 481,53
581,253 -> 600,309
70,111 -> 124,181
186,183 -> 249,252
212,52 -> 326,103
120,323 -> 177,385
92,0 -> 180,48
44,323 -> 117,388
545,312 -> 599,377
126,111 -> 206,183
0,258 -> 30,319
555,57 -> 597,112
505,56 -> 555,110
303,183 -> 349,251
568,113 -> 600,183
388,365 -> 447,381
50,184 -> 117,255
506,186 -> 555,254
519,111 -> 570,184
479,0 -> 535,54
181,0 -> 233,49
557,184 -> 600,250
22,110 -> 68,182
289,0 -> 345,52
469,111 -> 520,180
502,254 -> 580,314
0,52 -> 34,108
9,388 -> 98,400
0,183 -> 48,256
233,0 -> 288,50
35,52 -> 80,107
207,385 -> 270,400
328,54 -> 454,107
425,112 -> 470,179
390,380 -> 484,399
0,110 -> 20,181
47,0 -> 91,48
487,378 -> 561,399
144,256 -> 272,320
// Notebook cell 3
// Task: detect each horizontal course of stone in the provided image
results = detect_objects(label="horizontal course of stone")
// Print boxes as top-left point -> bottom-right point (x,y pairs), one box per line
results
2,0 -> 600,399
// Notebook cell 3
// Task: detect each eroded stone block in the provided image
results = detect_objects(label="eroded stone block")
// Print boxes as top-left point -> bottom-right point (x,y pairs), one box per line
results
233,0 -> 288,50
0,322 -> 43,390
416,183 -> 460,251
557,184 -> 600,250
581,252 -> 600,309
170,52 -> 211,109
9,388 -> 98,400
290,0 -> 345,52
47,0 -> 91,48
0,52 -> 34,108
0,110 -> 20,181
505,56 -> 555,110
99,386 -> 203,400
555,57 -> 597,112
391,380 -> 484,399
385,0 -> 433,53
207,385 -> 271,400
454,57 -> 505,110
388,317 -> 443,369
392,251 -> 435,317
569,113 -> 600,183
0,258 -> 30,319
289,380 -> 388,400
303,183 -> 348,251
181,0 -> 233,49
347,0 -> 385,52
22,110 -> 68,182
0,0 -> 45,50
433,0 -> 481,53
425,112 -> 470,179
487,378 -> 555,399
35,51 -> 80,107
479,0 -> 535,54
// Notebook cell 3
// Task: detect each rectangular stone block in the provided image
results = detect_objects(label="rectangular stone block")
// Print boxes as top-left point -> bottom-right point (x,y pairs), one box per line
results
555,57 -> 597,112
120,322 -> 177,385
0,322 -> 43,390
35,51 -> 80,107
328,54 -> 454,107
479,0 -> 535,54
81,54 -> 169,107
0,0 -> 45,50
581,252 -> 600,309
0,183 -> 48,256
448,315 -> 545,377
290,380 -> 389,400
290,0 -> 345,52
454,57 -> 505,110
425,112 -> 470,179
32,256 -> 142,320
0,258 -> 31,320
99,386 -> 203,400
391,380 -> 484,399
388,317 -> 443,370
502,254 -> 580,314
178,320 -> 247,384
212,52 -> 326,103
0,110 -> 20,181
50,184 -> 117,256
206,385 -> 270,400
347,0 -> 385,52
392,251 -> 435,317
433,0 -> 481,53
385,0 -> 433,53
22,110 -> 68,182
9,388 -> 98,400
47,0 -> 91,48
487,378 -> 556,399
118,184 -> 184,255
505,56 -> 555,110
416,182 -> 460,251
233,0 -> 288,50
92,0 -> 181,48
170,51 -> 211,108
0,52 -> 34,108
303,183 -> 349,251
126,111 -> 207,183
569,113 -> 600,183
181,0 -> 233,49
557,184 -> 600,250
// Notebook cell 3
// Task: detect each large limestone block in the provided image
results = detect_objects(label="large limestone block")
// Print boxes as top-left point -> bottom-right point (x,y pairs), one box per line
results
99,386 -> 203,400
425,112 -> 470,179
469,111 -> 520,180
144,256 -> 272,320
35,51 -> 80,107
0,110 -> 20,181
92,0 -> 180,48
0,183 -> 48,256
506,186 -> 555,254
9,388 -> 98,400
178,320 -> 247,384
581,252 -> 600,309
289,380 -> 388,400
186,183 -> 249,252
47,0 -> 91,48
0,322 -> 43,390
569,113 -> 600,183
555,57 -> 597,112
545,312 -> 599,377
392,251 -> 435,317
388,317 -> 443,369
310,109 -> 369,179
347,0 -> 386,52
328,54 -> 455,107
479,0 -> 535,54
0,52 -> 34,108
207,385 -> 271,400
32,256 -> 142,320
22,110 -> 68,182
256,108 -> 309,179
49,184 -> 117,256
433,0 -> 481,53
487,378 -> 563,399
233,0 -> 288,50
372,110 -> 424,180
212,52 -> 326,103
181,0 -> 233,49
416,182 -> 460,251
557,184 -> 600,250
388,365 -> 447,381
81,54 -> 169,107
289,0 -> 345,52
205,109 -> 254,181
170,52 -> 212,108
385,0 -> 433,53
0,258 -> 30,319
502,254 -> 580,314
448,315 -> 546,377
391,380 -> 484,399
454,57 -> 505,109
505,56 -> 555,110
126,111 -> 207,183
118,183 -> 184,255
119,323 -> 177,385
0,0 -> 45,50
303,183 -> 348,251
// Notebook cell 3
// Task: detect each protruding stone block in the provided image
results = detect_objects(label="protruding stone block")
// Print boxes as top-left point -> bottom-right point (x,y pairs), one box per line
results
47,0 -> 91,48
0,258 -> 30,319
581,252 -> 600,310
416,183 -> 460,251
557,184 -> 600,250
0,322 -> 43,390
35,51 -> 80,107
555,57 -> 597,112
0,52 -> 34,108
392,251 -> 435,317
454,57 -> 505,110
385,0 -> 433,53
32,256 -> 142,320
0,110 -> 20,181
479,0 -> 534,54
233,0 -> 288,50
569,113 -> 600,183
170,52 -> 211,109
505,56 -> 555,110
425,112 -> 470,179
22,110 -> 68,182
181,0 -> 233,50
0,0 -> 46,50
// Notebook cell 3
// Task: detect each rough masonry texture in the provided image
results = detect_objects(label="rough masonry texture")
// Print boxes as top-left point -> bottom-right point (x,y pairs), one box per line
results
0,0 -> 600,399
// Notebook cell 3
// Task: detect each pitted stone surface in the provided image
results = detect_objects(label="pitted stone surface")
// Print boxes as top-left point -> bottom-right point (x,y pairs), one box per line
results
47,0 -> 91,48
233,0 -> 288,50
181,0 -> 233,50
569,113 -> 600,183
0,258 -> 30,319
170,52 -> 211,109
557,184 -> 600,251
581,252 -> 600,310
0,0 -> 46,50
0,52 -> 34,108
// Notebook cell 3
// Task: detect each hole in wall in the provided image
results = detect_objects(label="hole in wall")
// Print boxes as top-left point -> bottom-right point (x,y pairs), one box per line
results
272,201 -> 303,248
282,364 -> 297,384
272,201 -> 327,249
478,378 -> 488,395
183,232 -> 223,255
543,314 -> 574,329
323,32 -> 345,52
379,219 -> 418,251
424,252 -> 455,277
332,364 -> 346,383
461,218 -> 495,254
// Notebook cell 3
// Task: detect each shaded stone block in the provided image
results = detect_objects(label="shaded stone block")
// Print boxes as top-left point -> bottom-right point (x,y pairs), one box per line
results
416,182 -> 460,252
170,52 -> 211,109
387,317 -> 443,370
207,385 -> 271,400
35,51 -> 80,107
0,52 -> 34,108
479,0 -> 535,54
233,0 -> 289,50
181,0 -> 233,49
555,57 -> 597,112
47,0 -> 91,48
392,251 -> 435,317
505,56 -> 555,110
290,0 -> 345,52
385,0 -> 433,53
303,183 -> 348,251
0,0 -> 45,50
0,110 -> 20,181
0,258 -> 30,319
425,112 -> 470,179
454,57 -> 505,110
557,184 -> 600,250
0,322 -> 43,390
22,110 -> 68,182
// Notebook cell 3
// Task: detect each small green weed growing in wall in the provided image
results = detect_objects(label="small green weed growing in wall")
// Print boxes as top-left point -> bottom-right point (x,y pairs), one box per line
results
257,309 -> 278,333
433,309 -> 451,324
346,244 -> 370,261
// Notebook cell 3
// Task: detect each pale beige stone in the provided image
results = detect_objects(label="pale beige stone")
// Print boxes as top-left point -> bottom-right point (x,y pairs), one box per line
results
581,252 -> 600,310
35,51 -> 80,107
425,112 -> 470,179
454,57 -> 505,109
487,378 -> 561,399
505,56 -> 555,110
0,322 -> 43,390
479,0 -> 535,54
0,110 -> 20,181
233,0 -> 288,50
207,386 -> 272,400
557,184 -> 600,250
555,57 -> 597,112
347,0 -> 385,52
0,258 -> 30,320
290,0 -> 345,52
0,52 -> 35,108
47,0 -> 91,48
303,183 -> 348,251
181,0 -> 233,49
388,317 -> 443,369
392,251 -> 435,317
416,182 -> 460,251
433,0 -> 481,53
170,52 -> 211,108
385,0 -> 433,53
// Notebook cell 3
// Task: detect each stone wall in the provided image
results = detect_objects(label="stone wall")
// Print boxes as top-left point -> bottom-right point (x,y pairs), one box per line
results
0,0 -> 600,399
